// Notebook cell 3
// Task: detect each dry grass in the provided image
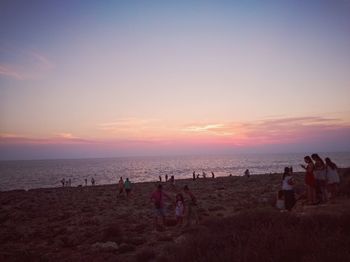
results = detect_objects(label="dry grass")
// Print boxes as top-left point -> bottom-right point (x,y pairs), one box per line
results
168,209 -> 350,262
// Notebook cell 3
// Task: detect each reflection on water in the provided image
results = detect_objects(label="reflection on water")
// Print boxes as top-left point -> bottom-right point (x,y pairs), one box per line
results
0,152 -> 349,191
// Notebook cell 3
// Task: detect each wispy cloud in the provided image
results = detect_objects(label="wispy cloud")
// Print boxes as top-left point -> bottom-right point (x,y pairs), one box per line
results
0,47 -> 54,80
0,132 -> 93,144
180,116 -> 350,145
2,116 -> 350,149
0,64 -> 24,80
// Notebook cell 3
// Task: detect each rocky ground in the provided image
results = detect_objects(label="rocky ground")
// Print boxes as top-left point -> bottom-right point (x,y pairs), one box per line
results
1,169 -> 349,262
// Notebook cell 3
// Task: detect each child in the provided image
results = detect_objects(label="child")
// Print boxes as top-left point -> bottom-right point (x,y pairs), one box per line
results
175,193 -> 185,225
118,177 -> 124,195
282,167 -> 295,211
276,190 -> 285,210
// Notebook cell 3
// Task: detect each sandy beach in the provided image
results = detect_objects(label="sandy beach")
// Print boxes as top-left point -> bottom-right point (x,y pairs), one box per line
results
1,169 -> 350,262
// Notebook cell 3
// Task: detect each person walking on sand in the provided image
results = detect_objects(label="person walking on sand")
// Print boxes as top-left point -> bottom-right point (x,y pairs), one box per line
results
211,172 -> 215,179
118,177 -> 124,195
159,175 -> 162,182
301,156 -> 316,205
184,185 -> 199,226
193,171 -> 196,180
175,193 -> 185,225
244,169 -> 250,177
91,177 -> 95,186
165,174 -> 168,182
312,153 -> 328,203
124,178 -> 132,198
151,184 -> 172,228
61,178 -> 65,187
282,167 -> 295,211
325,157 -> 340,199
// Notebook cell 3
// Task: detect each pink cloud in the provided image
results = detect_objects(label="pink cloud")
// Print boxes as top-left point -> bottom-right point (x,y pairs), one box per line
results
0,64 -> 24,79
1,116 -> 349,160
0,133 -> 93,145
0,47 -> 54,80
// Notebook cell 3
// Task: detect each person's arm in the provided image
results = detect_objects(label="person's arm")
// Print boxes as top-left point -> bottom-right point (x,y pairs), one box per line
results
287,177 -> 295,185
300,164 -> 306,169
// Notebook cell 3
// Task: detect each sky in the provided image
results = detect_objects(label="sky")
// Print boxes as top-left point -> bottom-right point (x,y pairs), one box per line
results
1,0 -> 350,160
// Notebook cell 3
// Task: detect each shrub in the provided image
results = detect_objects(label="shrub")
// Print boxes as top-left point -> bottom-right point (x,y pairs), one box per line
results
168,209 -> 350,262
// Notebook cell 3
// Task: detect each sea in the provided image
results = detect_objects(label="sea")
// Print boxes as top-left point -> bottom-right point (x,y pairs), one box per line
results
0,152 -> 350,191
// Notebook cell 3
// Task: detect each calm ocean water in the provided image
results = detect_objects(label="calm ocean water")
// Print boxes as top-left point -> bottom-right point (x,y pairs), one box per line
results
0,152 -> 349,191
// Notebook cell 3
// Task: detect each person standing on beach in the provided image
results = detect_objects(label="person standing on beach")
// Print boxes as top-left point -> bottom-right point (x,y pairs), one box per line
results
175,193 -> 185,225
124,178 -> 132,198
61,178 -> 65,187
84,178 -> 87,186
312,154 -> 327,203
281,167 -> 295,211
184,185 -> 199,225
325,157 -> 340,199
118,177 -> 124,195
165,174 -> 168,182
193,171 -> 196,180
211,172 -> 215,179
151,184 -> 171,228
301,156 -> 316,205
91,177 -> 95,186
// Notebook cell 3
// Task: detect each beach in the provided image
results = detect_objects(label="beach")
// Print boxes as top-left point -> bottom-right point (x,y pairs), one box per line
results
1,169 -> 350,262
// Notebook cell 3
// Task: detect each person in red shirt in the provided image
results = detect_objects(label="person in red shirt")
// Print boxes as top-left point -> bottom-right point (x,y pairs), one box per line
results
301,156 -> 316,205
150,184 -> 171,228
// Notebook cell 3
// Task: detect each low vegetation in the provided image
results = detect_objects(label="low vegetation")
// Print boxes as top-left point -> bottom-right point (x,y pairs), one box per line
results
168,209 -> 350,262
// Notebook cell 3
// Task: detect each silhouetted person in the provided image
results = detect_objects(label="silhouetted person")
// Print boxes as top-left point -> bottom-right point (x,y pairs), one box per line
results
170,176 -> 175,186
61,178 -> 65,187
244,169 -> 250,177
159,175 -> 162,182
211,172 -> 215,179
193,171 -> 196,180
165,174 -> 168,182
184,185 -> 199,226
124,178 -> 132,198
84,178 -> 87,186
91,177 -> 95,186
118,177 -> 124,195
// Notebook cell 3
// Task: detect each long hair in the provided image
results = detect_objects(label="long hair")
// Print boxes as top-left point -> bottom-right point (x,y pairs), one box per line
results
282,167 -> 290,180
325,157 -> 337,170
311,153 -> 325,166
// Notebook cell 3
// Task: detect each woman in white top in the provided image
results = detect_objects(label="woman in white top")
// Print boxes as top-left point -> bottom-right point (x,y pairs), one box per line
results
312,153 -> 328,203
325,157 -> 340,199
282,167 -> 295,211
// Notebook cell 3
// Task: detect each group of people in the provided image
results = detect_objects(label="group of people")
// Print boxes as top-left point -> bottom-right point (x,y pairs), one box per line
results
150,184 -> 199,228
192,171 -> 215,180
60,178 -> 72,187
158,174 -> 175,186
302,154 -> 340,204
118,177 -> 132,198
61,177 -> 97,187
277,154 -> 340,211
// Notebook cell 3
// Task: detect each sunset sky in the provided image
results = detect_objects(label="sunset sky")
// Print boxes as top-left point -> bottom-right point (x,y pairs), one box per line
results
1,0 -> 350,160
